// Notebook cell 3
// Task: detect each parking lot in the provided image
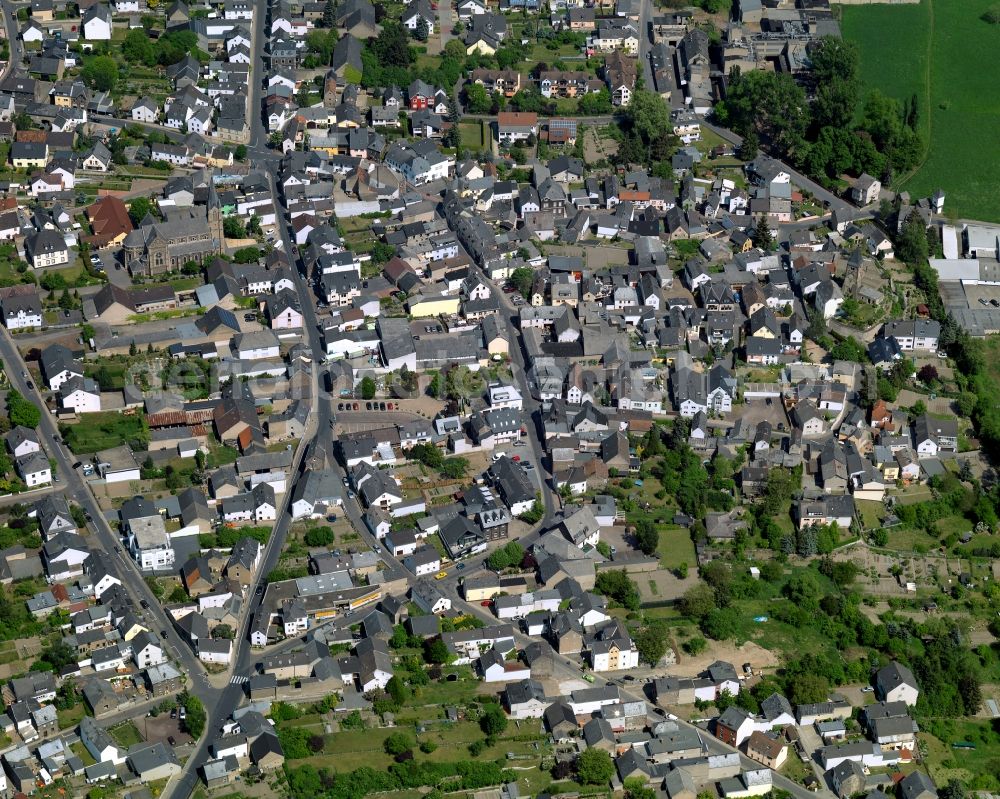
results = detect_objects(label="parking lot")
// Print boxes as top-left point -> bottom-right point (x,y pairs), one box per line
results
410,320 -> 445,337
737,397 -> 791,435
963,282 -> 1000,308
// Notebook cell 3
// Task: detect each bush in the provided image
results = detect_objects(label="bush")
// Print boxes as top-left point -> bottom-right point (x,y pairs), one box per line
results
384,732 -> 412,756
682,636 -> 707,655
304,527 -> 335,547
479,703 -> 507,737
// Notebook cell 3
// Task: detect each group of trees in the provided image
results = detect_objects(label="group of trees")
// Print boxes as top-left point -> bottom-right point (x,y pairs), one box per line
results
641,427 -> 736,519
6,389 -> 40,429
123,27 -> 205,66
715,37 -> 924,186
486,541 -> 524,571
615,89 -> 680,174
285,759 -> 514,799
407,443 -> 469,480
594,569 -> 640,611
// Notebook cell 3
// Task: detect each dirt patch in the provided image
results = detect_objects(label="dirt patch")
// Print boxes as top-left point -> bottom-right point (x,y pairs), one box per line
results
671,640 -> 780,677
582,127 -> 618,165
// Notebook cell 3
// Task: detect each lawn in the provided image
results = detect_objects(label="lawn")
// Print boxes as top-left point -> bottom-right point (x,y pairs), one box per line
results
842,0 -> 1000,221
61,411 -> 149,454
458,121 -> 486,151
56,699 -> 86,728
657,525 -> 696,570
885,526 -> 939,553
294,718 -> 551,784
109,721 -> 144,748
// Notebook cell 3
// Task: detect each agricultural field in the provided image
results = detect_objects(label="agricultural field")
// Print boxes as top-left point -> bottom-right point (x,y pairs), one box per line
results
842,0 -> 1000,221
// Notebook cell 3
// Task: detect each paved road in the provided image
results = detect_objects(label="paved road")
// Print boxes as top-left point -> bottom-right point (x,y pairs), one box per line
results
0,1 -> 23,82
163,10 -> 330,788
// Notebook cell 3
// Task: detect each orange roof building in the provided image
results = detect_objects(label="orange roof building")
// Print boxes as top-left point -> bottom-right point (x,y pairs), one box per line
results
86,196 -> 134,249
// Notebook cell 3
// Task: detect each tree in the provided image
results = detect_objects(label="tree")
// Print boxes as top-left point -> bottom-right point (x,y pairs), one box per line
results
304,526 -> 335,547
7,389 -> 40,428
714,69 -> 808,156
128,197 -> 154,226
465,83 -> 493,114
957,392 -> 977,417
386,675 -> 408,706
750,217 -> 774,250
895,210 -> 930,265
736,129 -> 759,161
232,246 -> 261,263
701,607 -> 739,640
213,624 -> 234,639
624,778 -> 657,799
917,364 -> 939,383
576,748 -> 614,785
680,583 -> 717,620
508,267 -> 534,298
626,88 -> 670,145
384,731 -> 413,756
479,702 -> 507,737
633,519 -> 659,556
828,336 -> 868,363
414,15 -> 429,41
370,21 -> 412,68
122,28 -> 157,66
594,570 -> 640,611
423,636 -> 450,664
360,376 -> 377,399
682,636 -> 707,655
181,692 -> 206,736
487,541 -> 524,571
234,144 -> 248,160
439,458 -> 467,479
322,0 -> 336,27
223,217 -> 246,238
82,56 -> 119,92
635,622 -> 669,666
808,37 -> 859,129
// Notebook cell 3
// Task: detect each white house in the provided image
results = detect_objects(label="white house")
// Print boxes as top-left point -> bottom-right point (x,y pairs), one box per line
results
6,426 -> 40,458
198,639 -> 233,664
131,97 -> 159,123
60,377 -> 102,414
403,546 -> 440,577
80,716 -> 127,766
875,662 -> 919,706
233,330 -> 281,360
2,294 -> 43,331
82,5 -> 113,40
16,452 -> 52,487
132,634 -> 165,669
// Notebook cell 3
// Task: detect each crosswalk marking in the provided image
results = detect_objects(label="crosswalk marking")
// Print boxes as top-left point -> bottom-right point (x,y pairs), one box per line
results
230,675 -> 249,685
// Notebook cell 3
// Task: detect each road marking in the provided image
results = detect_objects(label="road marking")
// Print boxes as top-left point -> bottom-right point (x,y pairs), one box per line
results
229,675 -> 249,685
